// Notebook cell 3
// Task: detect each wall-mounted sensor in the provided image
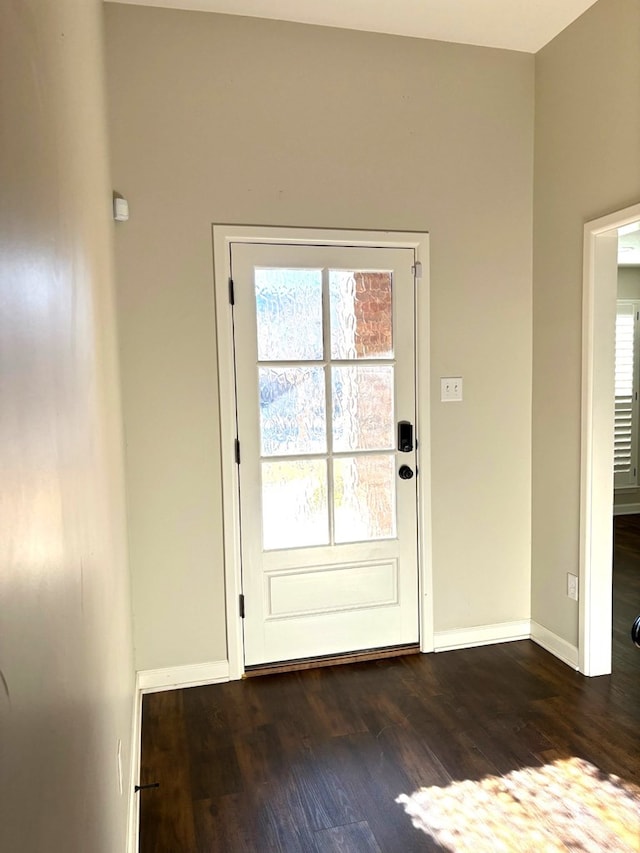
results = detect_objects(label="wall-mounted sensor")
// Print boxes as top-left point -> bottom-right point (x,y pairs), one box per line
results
113,196 -> 129,222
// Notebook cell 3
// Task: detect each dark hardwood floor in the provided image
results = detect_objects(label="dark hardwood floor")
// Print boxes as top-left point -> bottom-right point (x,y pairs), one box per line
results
138,519 -> 640,852
613,514 -> 640,674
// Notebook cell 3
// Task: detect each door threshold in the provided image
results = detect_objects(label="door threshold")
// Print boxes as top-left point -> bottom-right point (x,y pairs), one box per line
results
243,643 -> 420,678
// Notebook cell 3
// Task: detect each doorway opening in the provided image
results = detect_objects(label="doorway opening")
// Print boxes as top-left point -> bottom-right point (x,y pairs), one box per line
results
580,202 -> 640,675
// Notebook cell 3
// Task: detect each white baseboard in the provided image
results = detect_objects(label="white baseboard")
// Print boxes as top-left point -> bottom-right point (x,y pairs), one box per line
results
126,679 -> 143,853
433,620 -> 530,652
613,502 -> 640,516
530,621 -> 579,670
137,659 -> 230,694
433,620 -> 580,673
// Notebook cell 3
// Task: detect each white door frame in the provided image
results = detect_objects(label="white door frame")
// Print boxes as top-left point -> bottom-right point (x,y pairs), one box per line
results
212,225 -> 433,680
580,202 -> 640,676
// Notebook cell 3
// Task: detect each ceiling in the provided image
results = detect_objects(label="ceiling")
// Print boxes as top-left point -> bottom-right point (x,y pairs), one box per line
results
106,0 -> 600,53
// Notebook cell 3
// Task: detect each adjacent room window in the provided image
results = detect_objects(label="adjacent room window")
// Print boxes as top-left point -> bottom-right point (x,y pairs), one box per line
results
614,300 -> 640,487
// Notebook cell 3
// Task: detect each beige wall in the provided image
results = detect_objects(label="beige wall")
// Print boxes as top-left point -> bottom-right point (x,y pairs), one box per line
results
532,0 -> 640,644
617,266 -> 640,300
0,1 -> 134,850
105,5 -> 534,670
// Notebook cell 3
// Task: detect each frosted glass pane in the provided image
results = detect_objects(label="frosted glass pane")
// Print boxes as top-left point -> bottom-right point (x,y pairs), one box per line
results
262,459 -> 329,550
259,366 -> 326,456
332,366 -> 394,451
333,455 -> 396,543
330,271 -> 393,360
255,268 -> 323,360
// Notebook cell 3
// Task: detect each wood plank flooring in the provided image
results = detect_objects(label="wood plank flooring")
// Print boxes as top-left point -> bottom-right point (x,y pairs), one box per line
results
613,514 -> 640,672
138,518 -> 640,852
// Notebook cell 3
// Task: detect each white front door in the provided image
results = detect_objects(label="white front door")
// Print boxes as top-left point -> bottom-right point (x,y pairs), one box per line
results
231,241 -> 420,666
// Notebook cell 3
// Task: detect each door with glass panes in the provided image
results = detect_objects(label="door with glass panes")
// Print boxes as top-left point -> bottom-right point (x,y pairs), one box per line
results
231,242 -> 419,666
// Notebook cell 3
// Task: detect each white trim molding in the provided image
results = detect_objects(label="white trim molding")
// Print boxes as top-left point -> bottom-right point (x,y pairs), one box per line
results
137,660 -> 230,694
530,621 -> 579,670
212,224 -> 433,677
126,681 -> 143,853
416,237 -> 434,654
613,502 -> 640,516
433,620 -> 530,653
580,202 -> 640,676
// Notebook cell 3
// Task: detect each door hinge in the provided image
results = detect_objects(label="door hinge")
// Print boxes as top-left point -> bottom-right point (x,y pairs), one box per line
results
239,594 -> 245,619
235,439 -> 241,464
228,277 -> 235,305
412,261 -> 423,280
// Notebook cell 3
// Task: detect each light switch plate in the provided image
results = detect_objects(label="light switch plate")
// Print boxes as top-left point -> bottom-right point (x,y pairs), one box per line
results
441,377 -> 463,402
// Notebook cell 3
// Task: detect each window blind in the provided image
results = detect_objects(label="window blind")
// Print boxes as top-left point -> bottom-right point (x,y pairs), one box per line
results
614,300 -> 639,487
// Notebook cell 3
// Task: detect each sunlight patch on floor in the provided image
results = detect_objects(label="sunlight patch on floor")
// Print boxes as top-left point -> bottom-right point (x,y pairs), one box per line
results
396,757 -> 640,852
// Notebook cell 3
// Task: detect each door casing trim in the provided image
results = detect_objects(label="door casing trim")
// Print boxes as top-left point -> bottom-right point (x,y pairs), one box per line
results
212,225 -> 432,679
580,202 -> 640,676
